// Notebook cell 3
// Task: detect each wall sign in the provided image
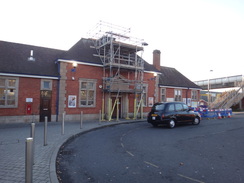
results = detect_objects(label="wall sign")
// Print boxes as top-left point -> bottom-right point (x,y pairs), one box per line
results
26,98 -> 33,102
148,97 -> 154,107
68,95 -> 77,108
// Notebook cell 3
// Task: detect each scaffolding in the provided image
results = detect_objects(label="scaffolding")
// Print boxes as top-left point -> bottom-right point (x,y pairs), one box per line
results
88,21 -> 147,120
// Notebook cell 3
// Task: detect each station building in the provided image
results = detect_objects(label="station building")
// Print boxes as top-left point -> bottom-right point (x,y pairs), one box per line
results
0,27 -> 201,123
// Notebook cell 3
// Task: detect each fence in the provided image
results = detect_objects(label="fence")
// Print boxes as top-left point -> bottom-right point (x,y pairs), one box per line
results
193,108 -> 232,120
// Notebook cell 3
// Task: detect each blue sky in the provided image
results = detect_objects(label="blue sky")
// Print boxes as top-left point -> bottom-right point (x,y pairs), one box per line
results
1,0 -> 244,81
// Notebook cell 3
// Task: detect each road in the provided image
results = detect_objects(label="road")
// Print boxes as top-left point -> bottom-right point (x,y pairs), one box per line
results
57,115 -> 244,183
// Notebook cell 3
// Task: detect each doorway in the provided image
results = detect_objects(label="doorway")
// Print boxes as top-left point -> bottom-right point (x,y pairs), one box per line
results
111,96 -> 122,119
40,90 -> 52,122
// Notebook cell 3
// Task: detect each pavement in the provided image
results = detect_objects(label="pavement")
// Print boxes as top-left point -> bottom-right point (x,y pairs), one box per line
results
0,119 -> 145,183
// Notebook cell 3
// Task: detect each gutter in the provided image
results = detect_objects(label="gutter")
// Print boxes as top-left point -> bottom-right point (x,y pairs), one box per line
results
57,59 -> 103,67
0,72 -> 59,79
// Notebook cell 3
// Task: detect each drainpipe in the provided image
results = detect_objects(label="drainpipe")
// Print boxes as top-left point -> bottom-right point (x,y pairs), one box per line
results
56,61 -> 61,122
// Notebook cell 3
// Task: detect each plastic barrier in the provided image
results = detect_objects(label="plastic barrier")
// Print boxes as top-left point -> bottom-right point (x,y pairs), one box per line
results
193,108 -> 232,120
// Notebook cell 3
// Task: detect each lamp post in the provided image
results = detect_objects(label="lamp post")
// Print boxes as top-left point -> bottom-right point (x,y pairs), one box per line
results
208,70 -> 213,108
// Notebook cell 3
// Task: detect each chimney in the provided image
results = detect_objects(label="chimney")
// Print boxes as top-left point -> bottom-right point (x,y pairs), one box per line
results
153,49 -> 161,71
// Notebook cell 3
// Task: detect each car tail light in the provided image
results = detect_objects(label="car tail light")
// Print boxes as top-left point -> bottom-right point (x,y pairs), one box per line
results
161,114 -> 165,118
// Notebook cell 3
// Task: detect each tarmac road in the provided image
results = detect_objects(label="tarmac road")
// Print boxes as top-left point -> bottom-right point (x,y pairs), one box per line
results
57,115 -> 244,183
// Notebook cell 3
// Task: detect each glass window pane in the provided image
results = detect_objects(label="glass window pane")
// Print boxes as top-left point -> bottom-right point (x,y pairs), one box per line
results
88,101 -> 94,106
80,100 -> 87,105
8,79 -> 16,87
168,104 -> 175,112
0,79 -> 5,86
0,88 -> 4,97
175,104 -> 183,111
43,81 -> 50,89
88,91 -> 94,100
87,82 -> 94,89
81,82 -> 87,89
0,88 -> 5,105
80,90 -> 87,100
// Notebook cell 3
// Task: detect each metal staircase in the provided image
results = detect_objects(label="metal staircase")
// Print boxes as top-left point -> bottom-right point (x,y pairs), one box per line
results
210,80 -> 244,109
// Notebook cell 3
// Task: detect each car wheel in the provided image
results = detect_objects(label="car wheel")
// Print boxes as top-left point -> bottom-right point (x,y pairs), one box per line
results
169,120 -> 176,128
193,117 -> 200,125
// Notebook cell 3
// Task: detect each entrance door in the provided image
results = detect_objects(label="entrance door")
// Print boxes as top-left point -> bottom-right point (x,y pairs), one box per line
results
40,90 -> 52,122
111,97 -> 122,119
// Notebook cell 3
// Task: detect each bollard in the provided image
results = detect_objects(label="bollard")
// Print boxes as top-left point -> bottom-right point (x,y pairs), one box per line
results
25,137 -> 33,183
30,123 -> 35,165
62,112 -> 65,135
80,111 -> 83,129
99,110 -> 101,125
44,117 -> 47,146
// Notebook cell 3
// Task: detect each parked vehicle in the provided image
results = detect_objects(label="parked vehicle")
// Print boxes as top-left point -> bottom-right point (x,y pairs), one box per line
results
147,102 -> 201,128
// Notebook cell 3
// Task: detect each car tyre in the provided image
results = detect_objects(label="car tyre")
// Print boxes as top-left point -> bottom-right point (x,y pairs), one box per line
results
169,119 -> 176,128
192,117 -> 200,125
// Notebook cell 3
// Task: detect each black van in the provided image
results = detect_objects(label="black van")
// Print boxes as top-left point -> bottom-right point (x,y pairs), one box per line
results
147,102 -> 201,128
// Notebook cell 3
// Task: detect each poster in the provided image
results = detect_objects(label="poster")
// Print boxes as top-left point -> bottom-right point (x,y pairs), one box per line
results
148,97 -> 154,107
68,95 -> 76,108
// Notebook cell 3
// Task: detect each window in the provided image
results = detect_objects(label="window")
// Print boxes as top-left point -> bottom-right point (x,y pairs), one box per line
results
161,88 -> 166,102
167,104 -> 175,112
136,84 -> 148,107
41,80 -> 52,90
183,104 -> 189,111
174,89 -> 182,101
79,79 -> 96,107
192,90 -> 198,100
154,103 -> 165,111
0,77 -> 18,107
175,103 -> 183,111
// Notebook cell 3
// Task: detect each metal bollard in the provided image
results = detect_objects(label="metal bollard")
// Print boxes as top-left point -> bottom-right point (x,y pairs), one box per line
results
44,117 -> 47,146
62,112 -> 65,135
99,110 -> 101,125
25,137 -> 33,183
80,111 -> 83,129
30,123 -> 35,165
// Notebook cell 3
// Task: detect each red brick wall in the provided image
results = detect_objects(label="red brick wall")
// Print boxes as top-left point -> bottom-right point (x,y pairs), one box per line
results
166,88 -> 174,98
65,63 -> 103,114
64,63 -> 157,115
1,77 -> 58,116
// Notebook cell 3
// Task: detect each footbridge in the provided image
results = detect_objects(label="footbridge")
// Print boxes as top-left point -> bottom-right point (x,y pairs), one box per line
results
194,75 -> 244,109
194,75 -> 243,90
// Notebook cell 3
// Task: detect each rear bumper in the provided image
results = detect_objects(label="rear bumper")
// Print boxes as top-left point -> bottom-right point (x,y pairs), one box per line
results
147,118 -> 170,125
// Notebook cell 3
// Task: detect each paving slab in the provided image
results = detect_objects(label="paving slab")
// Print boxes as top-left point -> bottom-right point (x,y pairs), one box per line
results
0,119 -> 145,183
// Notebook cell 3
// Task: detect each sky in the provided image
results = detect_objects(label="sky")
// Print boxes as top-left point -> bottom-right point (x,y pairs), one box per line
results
1,0 -> 244,82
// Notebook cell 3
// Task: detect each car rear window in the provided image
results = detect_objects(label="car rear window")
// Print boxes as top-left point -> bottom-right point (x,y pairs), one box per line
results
153,104 -> 165,111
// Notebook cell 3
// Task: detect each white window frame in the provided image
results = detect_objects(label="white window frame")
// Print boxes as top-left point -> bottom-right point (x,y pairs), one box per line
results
161,88 -> 166,102
192,90 -> 198,100
0,77 -> 18,108
174,89 -> 182,101
79,78 -> 97,107
41,79 -> 52,90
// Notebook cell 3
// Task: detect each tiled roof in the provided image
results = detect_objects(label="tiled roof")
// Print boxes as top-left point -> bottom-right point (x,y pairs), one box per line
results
159,66 -> 201,89
61,38 -> 159,72
0,40 -> 64,77
61,38 -> 102,65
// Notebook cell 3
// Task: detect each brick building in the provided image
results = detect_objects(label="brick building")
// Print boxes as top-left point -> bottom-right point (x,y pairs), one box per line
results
0,33 -> 201,123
